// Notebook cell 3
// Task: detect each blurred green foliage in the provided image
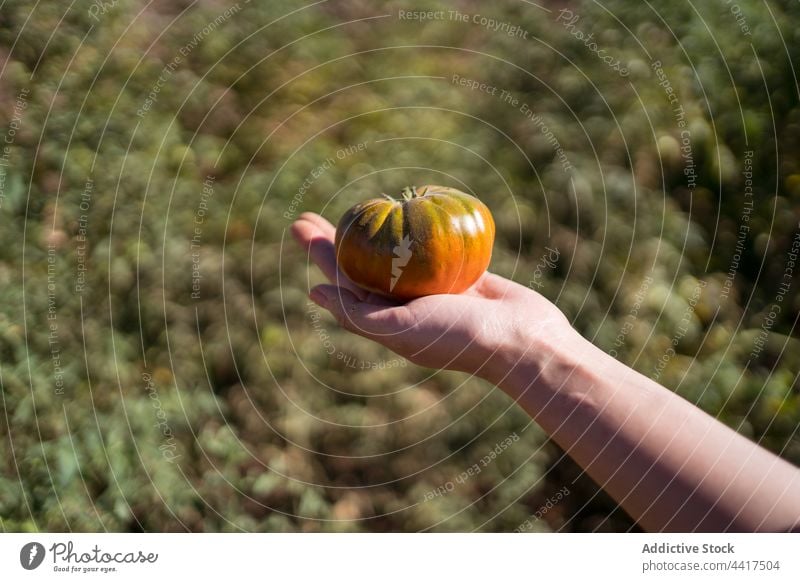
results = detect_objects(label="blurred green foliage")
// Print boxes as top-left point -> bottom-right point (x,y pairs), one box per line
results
0,0 -> 798,532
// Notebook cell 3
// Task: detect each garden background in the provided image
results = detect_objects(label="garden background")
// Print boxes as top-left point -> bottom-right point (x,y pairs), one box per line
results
1,0 -> 799,532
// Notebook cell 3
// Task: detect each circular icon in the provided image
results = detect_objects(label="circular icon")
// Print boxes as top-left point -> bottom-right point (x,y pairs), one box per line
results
20,542 -> 45,570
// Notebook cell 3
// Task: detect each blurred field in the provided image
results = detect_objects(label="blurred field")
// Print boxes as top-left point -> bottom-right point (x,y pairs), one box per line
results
0,0 -> 799,532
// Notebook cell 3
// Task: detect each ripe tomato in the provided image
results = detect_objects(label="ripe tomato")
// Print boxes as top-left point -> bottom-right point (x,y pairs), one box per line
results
334,185 -> 495,300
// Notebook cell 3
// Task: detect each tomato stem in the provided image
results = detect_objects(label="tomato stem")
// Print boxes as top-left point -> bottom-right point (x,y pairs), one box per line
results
400,186 -> 418,201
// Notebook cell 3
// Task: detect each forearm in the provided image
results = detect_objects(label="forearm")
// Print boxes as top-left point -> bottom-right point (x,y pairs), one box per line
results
482,324 -> 800,532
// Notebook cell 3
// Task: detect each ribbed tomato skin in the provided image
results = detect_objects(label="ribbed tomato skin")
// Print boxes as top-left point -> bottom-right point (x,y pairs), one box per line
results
334,185 -> 495,300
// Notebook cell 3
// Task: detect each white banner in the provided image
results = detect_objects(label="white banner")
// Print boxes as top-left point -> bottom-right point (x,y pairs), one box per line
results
0,533 -> 796,581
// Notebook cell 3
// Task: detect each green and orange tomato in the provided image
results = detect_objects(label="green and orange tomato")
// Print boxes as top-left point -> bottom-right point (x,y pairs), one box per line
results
334,185 -> 495,300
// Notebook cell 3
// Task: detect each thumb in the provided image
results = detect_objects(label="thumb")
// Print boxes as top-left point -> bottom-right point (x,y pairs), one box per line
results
309,284 -> 410,340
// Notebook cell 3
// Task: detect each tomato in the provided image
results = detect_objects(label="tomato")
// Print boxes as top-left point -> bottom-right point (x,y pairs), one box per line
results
334,185 -> 495,300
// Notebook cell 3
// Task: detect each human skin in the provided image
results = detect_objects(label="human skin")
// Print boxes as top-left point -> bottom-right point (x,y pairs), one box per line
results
292,212 -> 800,532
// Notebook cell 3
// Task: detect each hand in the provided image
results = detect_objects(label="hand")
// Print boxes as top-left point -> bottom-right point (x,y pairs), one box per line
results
290,212 -> 572,380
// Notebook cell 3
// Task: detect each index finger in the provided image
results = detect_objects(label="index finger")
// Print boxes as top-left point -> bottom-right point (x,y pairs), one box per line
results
290,212 -> 367,299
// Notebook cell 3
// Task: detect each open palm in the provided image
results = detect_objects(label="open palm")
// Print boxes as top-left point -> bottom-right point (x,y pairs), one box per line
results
291,212 -> 568,376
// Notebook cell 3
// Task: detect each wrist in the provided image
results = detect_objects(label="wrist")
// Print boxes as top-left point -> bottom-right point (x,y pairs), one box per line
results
480,316 -> 664,427
477,316 -> 585,390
